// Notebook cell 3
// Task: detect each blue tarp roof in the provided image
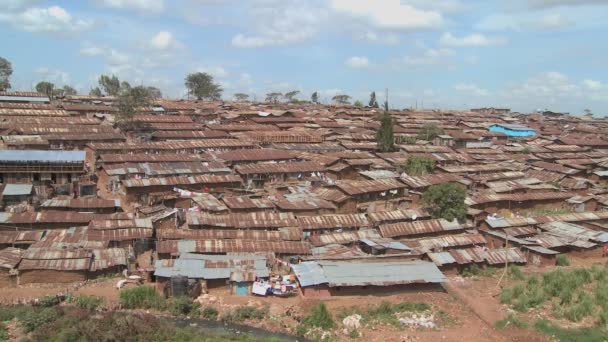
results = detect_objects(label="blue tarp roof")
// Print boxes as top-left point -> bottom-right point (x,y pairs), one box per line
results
0,150 -> 85,162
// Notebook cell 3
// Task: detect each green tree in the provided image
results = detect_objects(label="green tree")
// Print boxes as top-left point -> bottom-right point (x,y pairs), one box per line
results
89,87 -> 103,97
403,156 -> 435,176
117,85 -> 151,126
354,100 -> 363,107
332,94 -> 351,104
376,111 -> 395,152
311,91 -> 319,103
98,75 -> 121,96
369,91 -> 379,108
61,85 -> 77,96
417,123 -> 444,141
422,182 -> 467,223
234,93 -> 249,101
284,90 -> 300,102
146,86 -> 162,99
265,92 -> 282,103
0,56 -> 12,91
400,135 -> 417,144
35,81 -> 55,98
185,72 -> 223,100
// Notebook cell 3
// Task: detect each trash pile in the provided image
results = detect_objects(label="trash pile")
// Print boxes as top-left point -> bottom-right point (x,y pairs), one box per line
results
399,313 -> 436,329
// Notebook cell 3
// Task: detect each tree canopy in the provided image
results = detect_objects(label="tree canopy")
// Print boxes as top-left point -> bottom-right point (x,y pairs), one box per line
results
403,156 -> 435,176
89,87 -> 103,97
354,100 -> 363,107
265,92 -> 282,103
376,111 -> 395,152
369,91 -> 379,108
311,91 -> 319,104
117,85 -> 152,125
60,85 -> 77,96
417,123 -> 444,141
185,72 -> 222,100
146,86 -> 162,99
422,182 -> 467,223
0,57 -> 12,91
332,94 -> 351,104
35,81 -> 55,97
98,75 -> 121,96
234,93 -> 249,101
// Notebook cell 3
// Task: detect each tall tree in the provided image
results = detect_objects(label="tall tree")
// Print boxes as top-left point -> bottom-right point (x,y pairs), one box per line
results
265,92 -> 282,103
369,91 -> 379,108
422,183 -> 467,223
185,72 -> 223,100
402,156 -> 435,176
376,111 -> 395,152
35,81 -> 55,98
417,123 -> 443,141
117,85 -> 151,126
332,94 -> 351,104
89,87 -> 103,97
98,75 -> 121,96
354,100 -> 363,107
284,90 -> 300,102
120,81 -> 132,91
61,85 -> 77,96
146,86 -> 162,99
311,91 -> 319,104
0,57 -> 12,91
234,93 -> 249,101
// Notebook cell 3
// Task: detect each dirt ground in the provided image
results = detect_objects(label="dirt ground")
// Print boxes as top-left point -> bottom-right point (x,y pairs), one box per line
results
2,255 -> 606,341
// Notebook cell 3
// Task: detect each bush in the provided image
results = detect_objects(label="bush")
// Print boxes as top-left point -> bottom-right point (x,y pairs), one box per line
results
0,322 -> 8,342
119,286 -> 166,310
69,295 -> 104,310
169,297 -> 200,317
534,319 -> 607,342
556,254 -> 571,266
563,292 -> 594,322
508,266 -> 525,281
495,313 -> 528,329
19,307 -> 59,333
460,264 -> 496,278
38,295 -> 62,307
201,306 -> 219,320
221,306 -> 268,323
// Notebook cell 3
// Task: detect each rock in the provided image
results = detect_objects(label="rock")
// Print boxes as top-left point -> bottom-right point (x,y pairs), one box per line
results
399,314 -> 436,329
342,314 -> 362,331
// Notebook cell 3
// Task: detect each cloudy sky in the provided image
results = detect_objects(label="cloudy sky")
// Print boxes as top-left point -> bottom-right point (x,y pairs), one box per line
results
1,0 -> 608,114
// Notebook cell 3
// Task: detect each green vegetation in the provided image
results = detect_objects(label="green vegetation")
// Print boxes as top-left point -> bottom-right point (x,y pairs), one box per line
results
311,91 -> 319,104
459,264 -> 498,278
332,94 -> 351,105
495,313 -> 528,329
556,254 -> 571,266
422,182 -> 467,223
185,72 -> 223,101
296,303 -> 335,337
68,295 -> 104,310
0,56 -> 12,91
38,295 -> 62,307
353,100 -> 363,107
337,301 -> 432,329
0,322 -> 7,341
400,134 -> 417,144
221,305 -> 269,323
417,123 -> 444,141
402,156 -> 435,176
534,319 -> 607,342
500,265 -> 608,336
168,296 -> 200,317
119,285 -> 167,310
201,306 -> 219,320
368,91 -> 379,108
376,111 -> 395,152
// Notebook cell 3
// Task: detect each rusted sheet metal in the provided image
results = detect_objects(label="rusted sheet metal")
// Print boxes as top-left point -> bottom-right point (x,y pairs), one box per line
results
466,191 -> 571,206
0,230 -> 44,244
0,247 -> 23,269
438,164 -> 516,173
222,196 -> 275,210
235,161 -> 325,175
87,228 -> 153,241
99,153 -> 210,164
0,102 -> 53,109
0,211 -> 133,225
62,103 -> 116,112
192,194 -> 228,212
345,158 -> 391,168
399,174 -> 462,189
335,178 -> 406,196
207,124 -> 277,132
88,139 -> 256,152
137,123 -> 205,131
531,161 -> 579,175
217,148 -> 296,162
313,188 -> 349,203
157,228 -> 293,241
406,234 -> 487,252
297,214 -> 369,230
545,144 -> 590,152
368,208 -> 431,225
502,226 -> 537,237
157,239 -> 311,255
43,133 -> 125,142
19,248 -> 92,271
485,211 -> 608,229
132,115 -> 194,123
16,125 -> 115,134
485,248 -> 527,265
41,198 -> 121,210
106,161 -> 230,177
525,169 -> 565,183
90,248 -> 128,271
0,109 -> 69,116
88,219 -> 153,230
539,221 -> 608,243
400,145 -> 454,153
123,174 -> 242,188
340,142 -> 377,150
242,131 -> 324,144
379,219 -> 465,238
467,171 -> 526,182
274,197 -> 336,211
307,229 -> 381,246
188,212 -> 298,229
152,130 -> 229,139
33,228 -> 108,249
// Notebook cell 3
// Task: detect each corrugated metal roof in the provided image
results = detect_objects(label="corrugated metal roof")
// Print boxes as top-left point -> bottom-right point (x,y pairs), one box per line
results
335,178 -> 406,196
379,219 -> 465,238
0,247 -> 23,269
297,214 -> 369,230
368,208 -> 431,225
485,211 -> 608,228
540,221 -> 608,243
158,239 -> 311,255
0,150 -> 85,162
292,262 -> 328,286
1,184 -> 33,196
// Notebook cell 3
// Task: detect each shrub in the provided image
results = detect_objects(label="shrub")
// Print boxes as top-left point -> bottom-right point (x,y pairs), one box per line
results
563,292 -> 594,322
38,295 -> 62,307
201,306 -> 219,320
297,303 -> 335,335
460,264 -> 496,278
119,286 -> 166,310
508,266 -> 525,281
534,319 -> 607,342
495,313 -> 528,329
0,322 -> 8,342
69,295 -> 104,310
221,306 -> 268,323
556,254 -> 570,266
19,307 -> 59,333
169,297 -> 200,317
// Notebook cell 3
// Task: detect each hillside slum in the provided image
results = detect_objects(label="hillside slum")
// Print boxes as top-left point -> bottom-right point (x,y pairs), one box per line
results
0,91 -> 607,298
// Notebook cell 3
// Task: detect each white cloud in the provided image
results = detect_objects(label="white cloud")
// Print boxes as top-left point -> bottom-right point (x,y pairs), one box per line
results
35,67 -> 71,85
403,0 -> 469,13
476,13 -> 574,32
532,13 -> 574,30
237,73 -> 253,87
440,32 -> 507,47
357,31 -> 400,45
345,56 -> 370,69
582,79 -> 602,90
0,0 -> 38,11
454,83 -> 490,96
80,42 -> 105,56
196,66 -> 229,78
529,0 -> 608,8
330,0 -> 443,31
403,48 -> 455,66
149,31 -> 182,50
0,5 -> 93,34
97,0 -> 164,14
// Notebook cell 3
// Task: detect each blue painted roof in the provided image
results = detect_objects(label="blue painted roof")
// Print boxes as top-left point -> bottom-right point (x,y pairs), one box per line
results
0,150 -> 85,162
0,96 -> 49,102
490,123 -> 535,131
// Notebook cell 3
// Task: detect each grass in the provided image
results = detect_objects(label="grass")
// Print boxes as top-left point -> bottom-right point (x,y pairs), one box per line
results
534,319 -> 608,342
459,264 -> 498,278
0,322 -> 7,342
336,301 -> 432,330
221,305 -> 269,323
119,285 -> 167,310
201,306 -> 219,320
168,296 -> 200,317
68,295 -> 104,310
296,303 -> 336,338
556,254 -> 571,266
495,313 -> 528,329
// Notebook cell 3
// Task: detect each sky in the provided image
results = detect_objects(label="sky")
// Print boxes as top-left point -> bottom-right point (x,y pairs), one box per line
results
1,0 -> 608,115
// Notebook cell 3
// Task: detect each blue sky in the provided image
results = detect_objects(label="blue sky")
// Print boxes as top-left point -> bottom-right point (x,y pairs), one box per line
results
1,0 -> 607,115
